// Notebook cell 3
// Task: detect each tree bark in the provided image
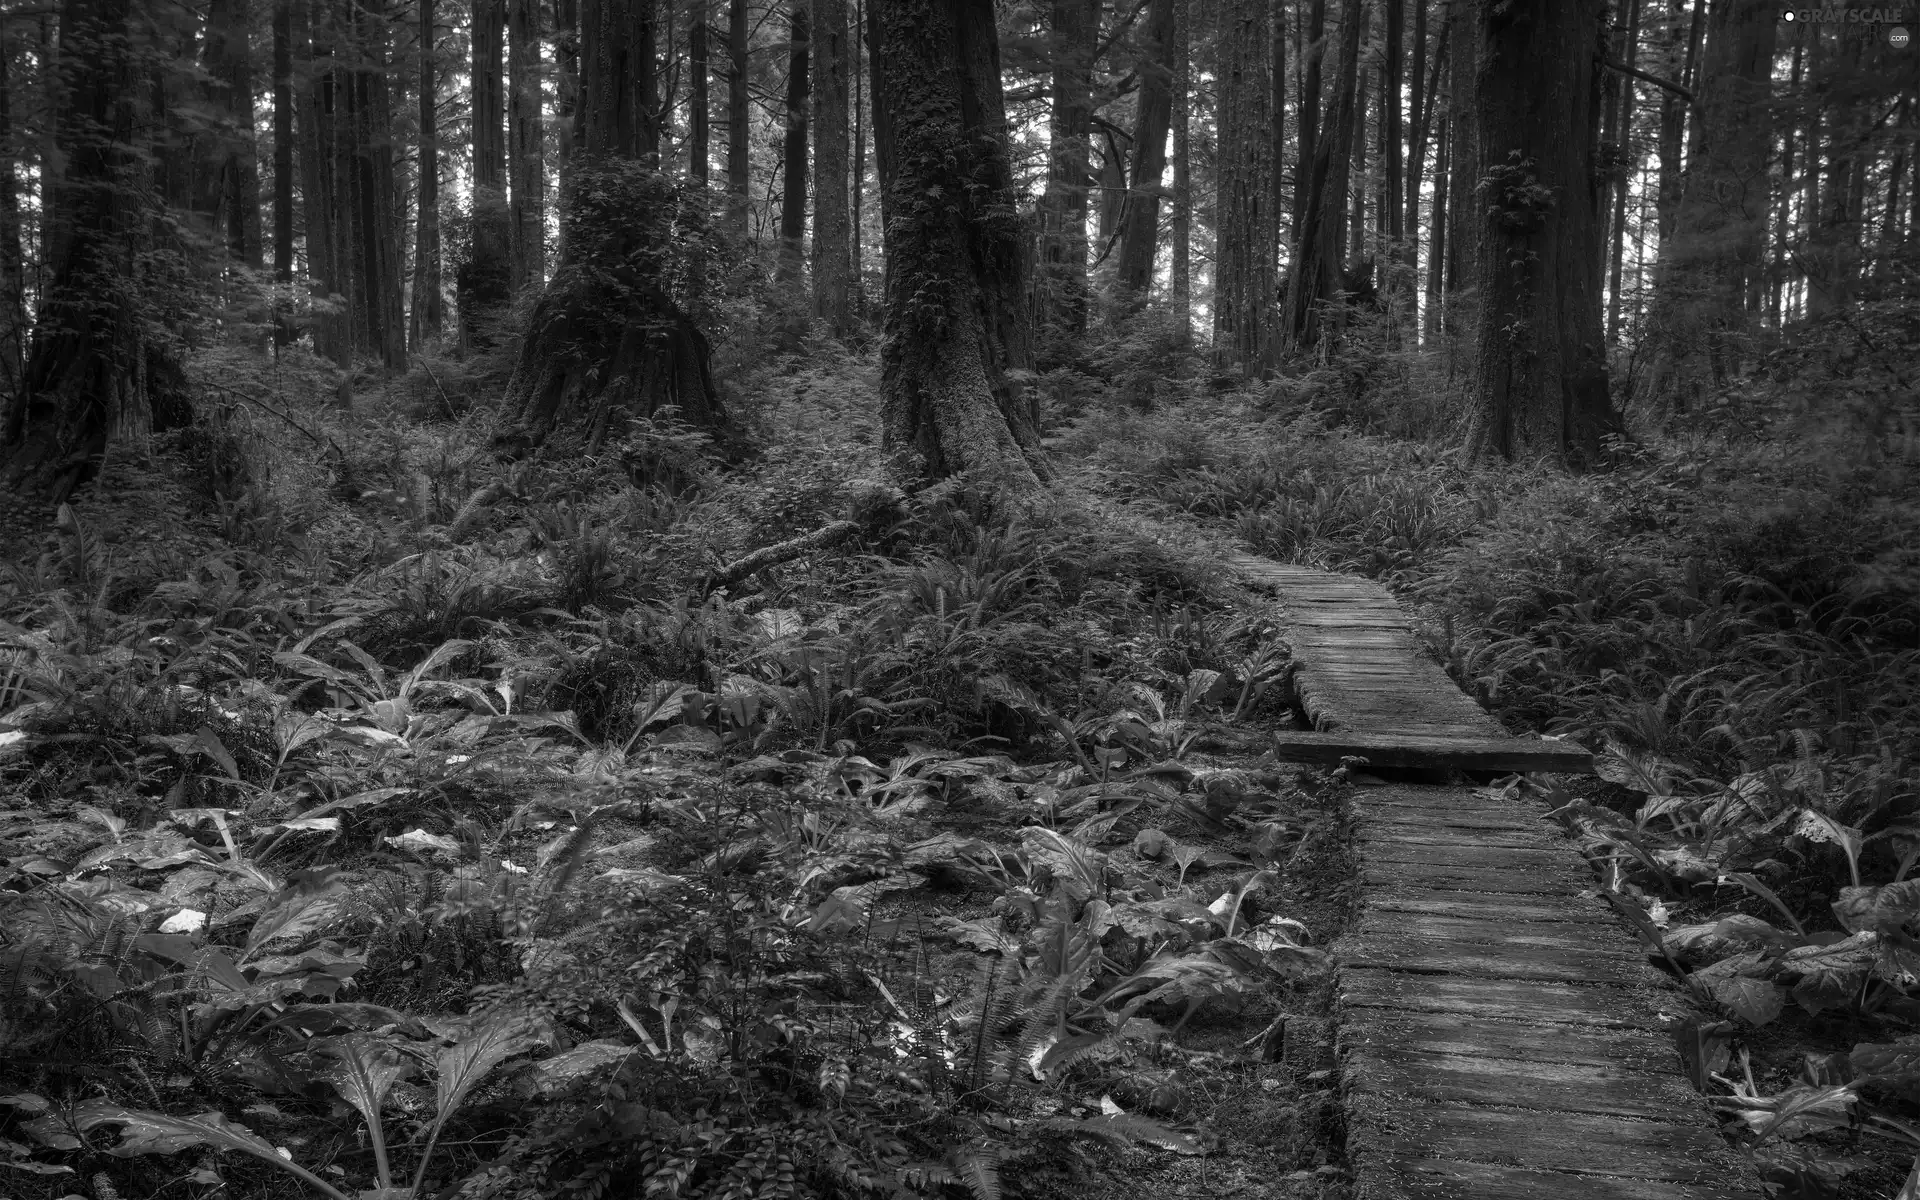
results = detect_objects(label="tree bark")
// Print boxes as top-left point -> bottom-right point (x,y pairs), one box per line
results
1213,0 -> 1277,376
726,0 -> 749,233
460,0 -> 511,348
690,0 -> 709,182
870,0 -> 1046,496
555,0 -> 579,169
1605,0 -> 1640,342
811,0 -> 852,330
1463,0 -> 1623,467
1442,0 -> 1475,295
1425,114 -> 1445,340
4,0 -> 189,497
1383,0 -> 1402,260
778,2 -> 810,281
274,0 -> 295,286
1116,0 -> 1176,307
1641,0 -> 1774,410
1281,0 -> 1361,357
412,0 -> 444,346
1036,0 -> 1096,362
509,0 -> 546,290
1805,31 -> 1865,318
302,0 -> 352,363
1170,0 -> 1191,336
349,0 -> 406,369
1271,0 -> 1287,267
1654,0 -> 1704,242
0,19 -> 26,400
1296,0 -> 1325,232
199,0 -> 264,270
496,0 -> 726,453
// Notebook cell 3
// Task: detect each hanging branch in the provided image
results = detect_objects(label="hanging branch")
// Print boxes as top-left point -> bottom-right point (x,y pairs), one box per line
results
1604,56 -> 1693,107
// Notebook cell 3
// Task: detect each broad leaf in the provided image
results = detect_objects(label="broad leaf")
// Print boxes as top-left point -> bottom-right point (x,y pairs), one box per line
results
69,1102 -> 351,1199
243,869 -> 346,964
427,1007 -> 547,1129
1709,976 -> 1785,1027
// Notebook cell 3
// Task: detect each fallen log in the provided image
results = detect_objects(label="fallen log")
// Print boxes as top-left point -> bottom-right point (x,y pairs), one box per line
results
704,520 -> 862,593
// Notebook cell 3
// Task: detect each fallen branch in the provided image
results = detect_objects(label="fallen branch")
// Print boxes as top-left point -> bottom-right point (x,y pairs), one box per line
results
705,520 -> 861,592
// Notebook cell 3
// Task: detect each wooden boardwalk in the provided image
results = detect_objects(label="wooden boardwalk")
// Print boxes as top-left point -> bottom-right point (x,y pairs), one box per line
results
1229,555 -> 1758,1198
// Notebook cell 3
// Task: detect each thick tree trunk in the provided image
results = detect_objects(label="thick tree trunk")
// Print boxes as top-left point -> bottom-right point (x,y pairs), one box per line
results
496,0 -> 726,454
350,3 -> 406,369
1383,0 -> 1402,262
1170,0 -> 1191,336
690,0 -> 709,182
726,0 -> 749,233
0,21 -> 25,400
4,0 -> 189,497
1116,0 -> 1176,306
1463,0 -> 1623,467
1442,0 -> 1475,295
778,2 -> 810,281
811,0 -> 852,330
274,0 -> 295,286
1213,0 -> 1277,376
509,0 -> 546,290
1036,0 -> 1095,362
460,0 -> 511,348
302,1 -> 352,363
870,0 -> 1046,496
1281,0 -> 1361,356
1642,0 -> 1774,410
412,0 -> 444,346
1296,0 -> 1325,232
556,0 -> 579,170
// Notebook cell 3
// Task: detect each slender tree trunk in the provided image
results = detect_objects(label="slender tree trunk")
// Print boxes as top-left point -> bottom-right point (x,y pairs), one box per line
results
778,2 -> 810,281
462,0 -> 511,346
5,0 -> 189,496
351,1 -> 406,368
1349,44 -> 1368,270
1605,0 -> 1640,341
201,0 -> 263,269
1806,31 -> 1866,318
870,0 -> 1046,496
811,0 -> 851,329
1655,0 -> 1704,242
412,0 -> 444,346
1383,0 -> 1402,261
1037,0 -> 1096,361
498,0 -> 726,451
1443,0 -> 1475,294
1170,0 -> 1191,337
1271,2 -> 1286,268
1642,0 -> 1774,409
1464,0 -> 1622,467
556,0 -> 579,167
690,0 -> 709,182
509,0 -> 545,289
1214,0 -> 1277,375
1404,0 -> 1424,255
1096,132 -> 1128,252
303,0 -> 351,363
0,20 -> 25,401
726,0 -> 749,233
1282,0 -> 1362,356
852,0 -> 866,316
1116,0 -> 1177,307
1425,114 -> 1445,339
1767,20 -> 1803,328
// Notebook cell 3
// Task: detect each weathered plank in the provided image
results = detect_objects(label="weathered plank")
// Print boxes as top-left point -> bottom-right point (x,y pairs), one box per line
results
1344,1102 -> 1738,1184
1361,859 -> 1590,895
1345,1047 -> 1702,1120
1353,913 -> 1644,958
1342,941 -> 1647,986
1343,1011 -> 1679,1070
1271,729 -> 1596,772
1364,1159 -> 1754,1200
1366,889 -> 1620,926
1340,973 -> 1654,1029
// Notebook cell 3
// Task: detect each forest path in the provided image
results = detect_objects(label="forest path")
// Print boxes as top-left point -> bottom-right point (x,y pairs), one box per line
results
1227,554 -> 1760,1198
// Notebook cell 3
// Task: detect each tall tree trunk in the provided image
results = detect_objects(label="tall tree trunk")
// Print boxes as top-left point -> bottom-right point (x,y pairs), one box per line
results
1383,0 -> 1402,261
461,0 -> 511,347
0,20 -> 25,401
1605,0 -> 1640,341
509,0 -> 545,289
1116,0 -> 1176,306
852,0 -> 866,316
498,0 -> 726,452
1036,0 -> 1096,362
1282,0 -> 1362,356
870,0 -> 1046,496
1806,31 -> 1864,318
811,0 -> 851,329
1170,0 -> 1191,336
1642,0 -> 1774,410
690,0 -> 709,183
1654,0 -> 1704,241
1214,0 -> 1277,375
1296,0 -> 1325,231
303,0 -> 352,363
412,0 -> 444,346
778,2 -> 810,281
5,0 -> 188,496
1425,114 -> 1445,339
201,0 -> 263,269
1405,10 -> 1447,330
274,0 -> 295,286
1349,44 -> 1368,270
1270,2 -> 1286,268
1766,20 -> 1803,328
350,0 -> 406,369
1096,130 -> 1127,251
1464,0 -> 1622,467
1442,0 -> 1475,294
726,0 -> 749,233
555,0 -> 579,168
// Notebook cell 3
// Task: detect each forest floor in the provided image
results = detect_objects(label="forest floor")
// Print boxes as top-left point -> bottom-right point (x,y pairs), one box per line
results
2,331 -> 1918,1200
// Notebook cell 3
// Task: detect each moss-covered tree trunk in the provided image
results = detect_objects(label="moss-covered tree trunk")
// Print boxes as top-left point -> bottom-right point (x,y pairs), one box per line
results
1462,0 -> 1623,467
1034,0 -> 1094,365
869,0 -> 1047,496
1213,0 -> 1277,376
509,0 -> 546,291
2,0 -> 189,498
493,0 -> 728,456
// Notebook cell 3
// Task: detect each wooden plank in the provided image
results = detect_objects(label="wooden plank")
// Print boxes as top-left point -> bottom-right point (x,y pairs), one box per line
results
1345,1103 -> 1738,1184
1339,973 -> 1651,1028
1362,860 -> 1590,895
1353,912 -> 1639,954
1357,842 -> 1573,868
1359,1158 -> 1755,1200
1367,889 -> 1618,926
1360,826 -> 1557,849
1342,940 -> 1648,986
1344,1011 -> 1679,1070
1346,1047 -> 1701,1120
